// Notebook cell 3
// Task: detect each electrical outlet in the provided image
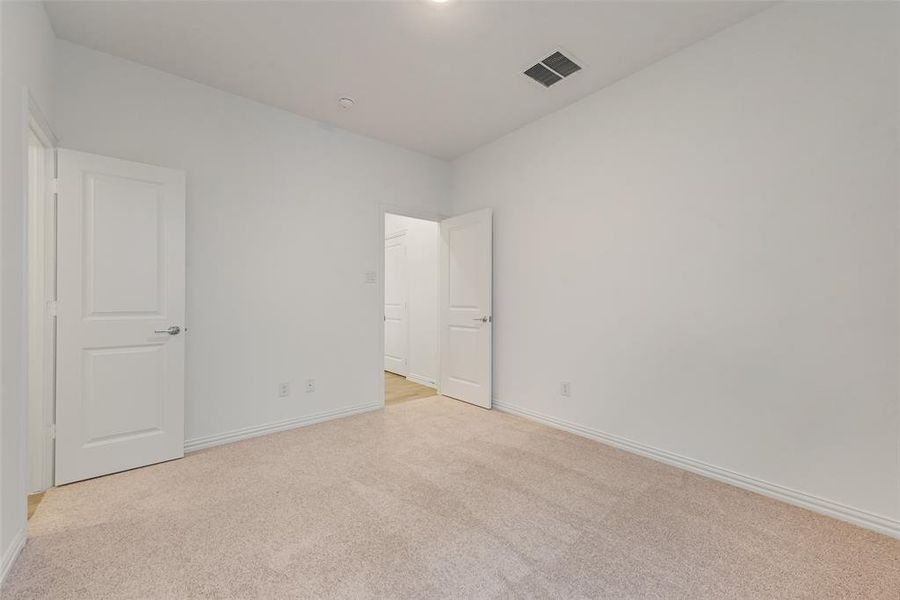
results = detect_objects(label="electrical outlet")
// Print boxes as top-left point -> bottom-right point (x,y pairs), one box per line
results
278,382 -> 290,398
560,381 -> 571,397
305,379 -> 316,393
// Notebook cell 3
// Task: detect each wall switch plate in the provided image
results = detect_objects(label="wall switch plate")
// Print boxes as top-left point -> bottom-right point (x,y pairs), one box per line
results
278,382 -> 290,398
364,271 -> 377,284
560,382 -> 571,397
305,379 -> 316,393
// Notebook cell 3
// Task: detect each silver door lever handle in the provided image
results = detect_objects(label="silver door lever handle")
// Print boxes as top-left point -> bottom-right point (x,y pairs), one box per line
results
154,325 -> 182,335
472,316 -> 491,323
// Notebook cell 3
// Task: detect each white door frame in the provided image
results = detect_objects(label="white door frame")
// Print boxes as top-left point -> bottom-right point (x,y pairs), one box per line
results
24,89 -> 59,493
378,205 -> 444,408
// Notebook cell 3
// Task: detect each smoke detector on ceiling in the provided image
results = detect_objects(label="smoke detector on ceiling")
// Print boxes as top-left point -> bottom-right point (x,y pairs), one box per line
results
523,50 -> 582,88
338,97 -> 355,109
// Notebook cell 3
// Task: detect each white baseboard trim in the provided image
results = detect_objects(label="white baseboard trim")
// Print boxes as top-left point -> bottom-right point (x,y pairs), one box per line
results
406,373 -> 437,389
494,399 -> 900,540
0,528 -> 26,587
184,402 -> 382,453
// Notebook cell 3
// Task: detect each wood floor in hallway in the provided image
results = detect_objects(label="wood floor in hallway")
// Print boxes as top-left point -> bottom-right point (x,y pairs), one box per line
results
26,493 -> 44,520
384,371 -> 437,405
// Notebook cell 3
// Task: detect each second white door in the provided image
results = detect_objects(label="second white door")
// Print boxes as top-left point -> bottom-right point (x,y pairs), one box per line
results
384,233 -> 408,375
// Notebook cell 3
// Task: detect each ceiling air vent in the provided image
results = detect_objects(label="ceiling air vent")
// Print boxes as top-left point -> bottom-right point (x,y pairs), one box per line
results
542,51 -> 581,77
523,50 -> 582,88
523,63 -> 561,88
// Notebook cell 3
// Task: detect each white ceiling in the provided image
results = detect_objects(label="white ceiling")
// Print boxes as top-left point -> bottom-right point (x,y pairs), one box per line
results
44,1 -> 771,160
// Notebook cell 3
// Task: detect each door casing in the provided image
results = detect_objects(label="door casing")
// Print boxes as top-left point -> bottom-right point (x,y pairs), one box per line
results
25,91 -> 59,494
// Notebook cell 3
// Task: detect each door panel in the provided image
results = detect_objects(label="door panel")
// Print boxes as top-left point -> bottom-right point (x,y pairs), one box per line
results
440,209 -> 492,408
384,234 -> 408,375
82,345 -> 164,446
85,174 -> 163,315
56,149 -> 185,485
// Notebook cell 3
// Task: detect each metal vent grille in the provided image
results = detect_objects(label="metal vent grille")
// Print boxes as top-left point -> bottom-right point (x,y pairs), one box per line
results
542,51 -> 581,77
523,50 -> 582,88
523,63 -> 562,88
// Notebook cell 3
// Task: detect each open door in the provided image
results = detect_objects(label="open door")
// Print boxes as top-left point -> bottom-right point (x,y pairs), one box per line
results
55,149 -> 185,485
439,208 -> 492,408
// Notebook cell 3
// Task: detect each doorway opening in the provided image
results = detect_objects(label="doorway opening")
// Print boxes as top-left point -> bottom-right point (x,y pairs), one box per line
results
379,207 -> 493,410
25,98 -> 58,518
383,212 -> 441,406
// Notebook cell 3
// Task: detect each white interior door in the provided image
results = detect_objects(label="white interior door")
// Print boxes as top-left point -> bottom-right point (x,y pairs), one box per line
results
384,233 -> 408,375
56,149 -> 185,485
440,208 -> 492,408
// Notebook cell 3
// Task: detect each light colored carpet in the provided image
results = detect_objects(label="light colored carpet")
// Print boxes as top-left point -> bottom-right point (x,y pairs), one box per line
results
3,396 -> 898,599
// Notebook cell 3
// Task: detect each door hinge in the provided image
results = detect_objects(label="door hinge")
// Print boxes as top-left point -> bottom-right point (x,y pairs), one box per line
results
49,424 -> 56,440
47,300 -> 58,317
49,178 -> 59,196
